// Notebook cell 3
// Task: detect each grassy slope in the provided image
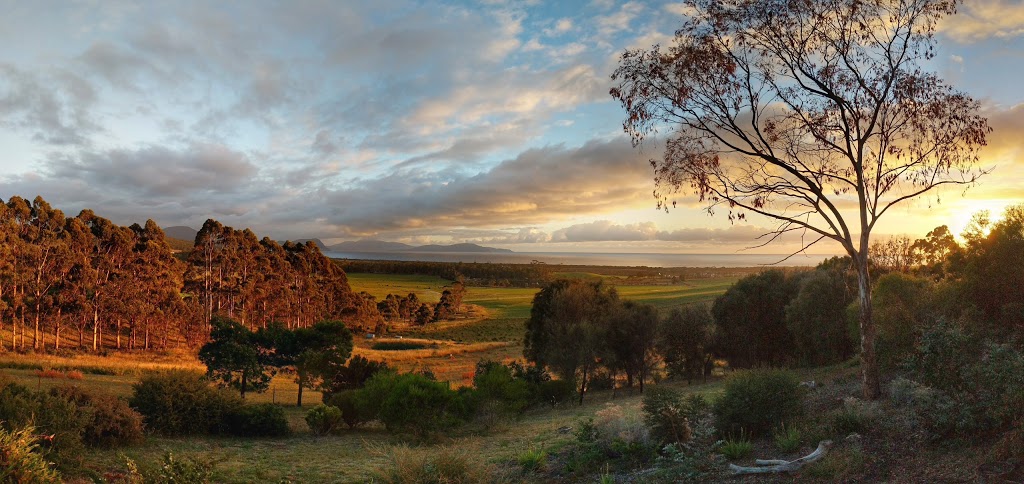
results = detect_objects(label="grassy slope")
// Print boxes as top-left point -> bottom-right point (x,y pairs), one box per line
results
0,271 -> 743,482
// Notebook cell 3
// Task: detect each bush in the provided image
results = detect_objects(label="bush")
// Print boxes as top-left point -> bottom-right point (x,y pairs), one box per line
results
471,360 -> 535,415
129,371 -> 243,436
306,404 -> 343,435
370,444 -> 495,483
713,368 -> 803,437
0,426 -> 62,483
0,382 -> 86,471
356,371 -> 469,437
834,397 -> 877,437
538,379 -> 575,408
642,388 -> 710,445
327,391 -> 369,429
226,403 -> 290,437
50,385 -> 144,447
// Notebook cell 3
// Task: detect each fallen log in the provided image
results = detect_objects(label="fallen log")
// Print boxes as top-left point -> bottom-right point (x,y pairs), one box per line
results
729,440 -> 833,475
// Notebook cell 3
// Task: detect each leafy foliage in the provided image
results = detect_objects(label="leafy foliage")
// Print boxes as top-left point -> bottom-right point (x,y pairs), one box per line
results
305,404 -> 343,436
712,271 -> 799,368
713,368 -> 803,437
225,403 -> 290,437
128,371 -> 243,436
199,316 -> 272,397
0,425 -> 61,484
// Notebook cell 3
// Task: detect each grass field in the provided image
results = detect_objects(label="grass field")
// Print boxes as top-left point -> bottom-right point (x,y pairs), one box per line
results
0,269 -> 744,482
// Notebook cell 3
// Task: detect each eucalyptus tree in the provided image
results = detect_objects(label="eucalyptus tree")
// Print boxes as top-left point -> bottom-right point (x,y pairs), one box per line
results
612,0 -> 989,398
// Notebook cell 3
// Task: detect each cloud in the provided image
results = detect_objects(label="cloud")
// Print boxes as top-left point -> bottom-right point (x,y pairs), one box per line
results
0,65 -> 99,145
40,143 -> 258,199
940,0 -> 1024,42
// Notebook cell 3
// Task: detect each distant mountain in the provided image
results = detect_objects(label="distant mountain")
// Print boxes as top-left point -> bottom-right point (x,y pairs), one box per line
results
293,238 -> 327,250
164,226 -> 198,242
410,243 -> 513,253
328,240 -> 414,252
326,240 -> 513,254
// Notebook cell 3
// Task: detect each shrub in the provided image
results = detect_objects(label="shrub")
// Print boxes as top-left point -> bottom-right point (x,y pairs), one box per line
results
642,388 -> 711,445
356,371 -> 468,437
538,379 -> 575,408
0,383 -> 86,471
0,425 -> 62,483
889,377 -> 965,440
471,360 -> 535,415
831,397 -> 875,435
35,369 -> 65,379
327,391 -> 369,429
226,403 -> 290,437
370,444 -> 495,484
588,404 -> 658,465
129,371 -> 243,436
306,404 -> 343,435
655,411 -> 722,482
65,370 -> 83,380
719,434 -> 753,460
50,386 -> 144,447
713,368 -> 803,437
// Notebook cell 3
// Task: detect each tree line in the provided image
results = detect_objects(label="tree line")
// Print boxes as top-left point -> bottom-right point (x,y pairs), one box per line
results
334,259 -> 550,287
0,195 -> 380,352
524,204 -> 1024,404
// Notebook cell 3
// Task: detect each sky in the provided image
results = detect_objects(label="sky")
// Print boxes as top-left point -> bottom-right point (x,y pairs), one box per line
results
1,0 -> 1022,255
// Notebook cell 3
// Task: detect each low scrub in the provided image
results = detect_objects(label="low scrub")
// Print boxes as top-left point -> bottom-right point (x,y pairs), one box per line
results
713,368 -> 804,437
370,444 -> 497,484
371,341 -> 433,351
305,404 -> 343,435
0,382 -> 87,471
128,371 -> 243,436
50,385 -> 144,447
226,403 -> 290,437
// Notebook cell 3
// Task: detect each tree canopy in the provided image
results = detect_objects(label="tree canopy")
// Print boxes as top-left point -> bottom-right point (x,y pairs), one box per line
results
611,0 -> 989,398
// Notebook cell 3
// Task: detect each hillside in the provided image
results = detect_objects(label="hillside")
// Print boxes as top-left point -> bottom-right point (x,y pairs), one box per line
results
163,225 -> 198,241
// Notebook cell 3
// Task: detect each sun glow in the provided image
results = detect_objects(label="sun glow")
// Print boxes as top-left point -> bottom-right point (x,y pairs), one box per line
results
948,199 -> 1014,241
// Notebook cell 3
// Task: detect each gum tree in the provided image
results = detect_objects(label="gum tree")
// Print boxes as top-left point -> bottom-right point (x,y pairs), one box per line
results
611,0 -> 989,398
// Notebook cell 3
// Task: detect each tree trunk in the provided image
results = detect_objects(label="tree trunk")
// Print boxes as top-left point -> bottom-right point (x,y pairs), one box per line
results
578,366 -> 588,406
297,373 -> 305,407
116,319 -> 121,349
33,303 -> 40,350
856,252 -> 881,400
54,307 -> 61,352
92,308 -> 99,351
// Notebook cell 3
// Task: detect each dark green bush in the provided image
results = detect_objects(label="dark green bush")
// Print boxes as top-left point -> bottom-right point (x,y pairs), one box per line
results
0,382 -> 86,471
538,379 -> 575,408
226,403 -> 290,437
49,385 -> 144,447
356,371 -> 468,437
129,371 -> 243,436
471,360 -> 535,415
328,391 -> 370,429
713,368 -> 803,437
305,404 -> 343,435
